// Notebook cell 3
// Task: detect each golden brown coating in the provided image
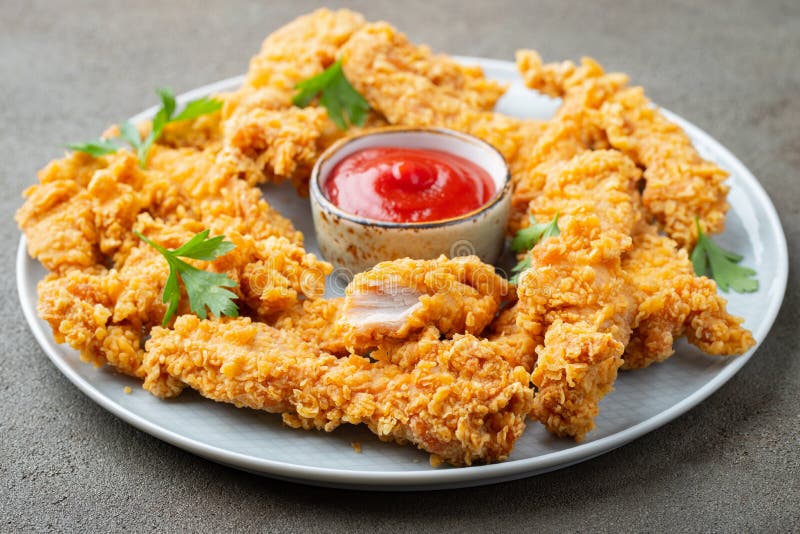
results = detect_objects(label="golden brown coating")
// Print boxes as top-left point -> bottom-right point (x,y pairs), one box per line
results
38,269 -> 140,374
486,304 -> 539,372
339,21 -> 506,111
17,180 -> 100,273
219,10 -> 508,193
16,151 -> 150,272
516,50 -> 628,101
341,255 -> 510,352
517,151 -> 642,441
341,23 -> 538,166
510,51 -> 628,231
621,221 -> 755,369
517,49 -> 730,247
143,315 -> 534,465
35,213 -> 330,382
186,9 -> 369,190
507,119 -> 588,232
16,144 -> 306,279
244,9 -> 367,96
270,298 -> 350,355
600,87 -> 730,247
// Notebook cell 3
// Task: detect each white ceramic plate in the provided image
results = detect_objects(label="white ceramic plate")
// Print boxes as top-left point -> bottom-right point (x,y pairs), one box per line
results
17,57 -> 788,490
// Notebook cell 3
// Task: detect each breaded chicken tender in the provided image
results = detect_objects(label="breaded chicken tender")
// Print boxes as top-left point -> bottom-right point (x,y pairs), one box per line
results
621,221 -> 755,369
16,151 -> 149,272
341,255 -> 510,352
16,145 -> 305,275
510,50 -> 628,231
36,214 -> 330,388
517,151 -> 642,441
600,88 -> 730,247
143,315 -> 534,465
341,23 -> 537,166
516,50 -> 730,247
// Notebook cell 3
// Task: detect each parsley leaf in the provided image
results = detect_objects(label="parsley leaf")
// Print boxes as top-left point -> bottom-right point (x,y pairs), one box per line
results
135,229 -> 239,326
509,214 -> 560,284
67,88 -> 222,168
511,213 -> 561,253
172,96 -> 222,122
65,138 -> 121,157
119,120 -> 147,164
690,219 -> 758,293
133,88 -> 222,168
293,60 -> 370,130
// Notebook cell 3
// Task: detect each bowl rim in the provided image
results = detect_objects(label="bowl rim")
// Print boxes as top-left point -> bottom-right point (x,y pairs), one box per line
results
310,127 -> 512,229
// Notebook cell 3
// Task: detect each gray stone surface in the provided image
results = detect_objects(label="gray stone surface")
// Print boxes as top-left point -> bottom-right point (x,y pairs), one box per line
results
1,0 -> 798,531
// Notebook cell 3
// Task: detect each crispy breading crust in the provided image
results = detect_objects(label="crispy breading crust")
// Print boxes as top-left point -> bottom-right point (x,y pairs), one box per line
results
516,50 -> 730,247
601,88 -> 730,247
341,23 -> 537,166
342,255 -> 510,352
486,304 -> 540,372
143,315 -> 534,465
621,221 -> 754,369
511,50 -> 627,232
517,151 -> 642,440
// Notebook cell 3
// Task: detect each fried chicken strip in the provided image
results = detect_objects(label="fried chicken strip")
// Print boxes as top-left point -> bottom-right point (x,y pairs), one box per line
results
16,151 -> 150,272
510,50 -> 628,231
340,255 -> 510,352
35,213 -> 330,392
341,22 -> 538,166
600,87 -> 729,247
16,143 -> 306,275
223,10 -> 507,192
516,50 -> 730,247
143,315 -> 533,466
517,150 -> 642,440
621,221 -> 755,369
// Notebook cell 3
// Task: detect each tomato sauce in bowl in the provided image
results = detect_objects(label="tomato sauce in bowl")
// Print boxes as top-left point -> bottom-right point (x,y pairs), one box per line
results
323,147 -> 496,223
310,128 -> 511,273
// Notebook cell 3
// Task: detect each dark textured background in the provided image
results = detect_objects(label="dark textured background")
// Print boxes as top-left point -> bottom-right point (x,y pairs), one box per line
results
2,1 -> 798,531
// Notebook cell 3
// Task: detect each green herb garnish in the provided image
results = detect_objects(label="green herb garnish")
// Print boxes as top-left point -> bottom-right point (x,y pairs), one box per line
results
68,88 -> 222,168
511,213 -> 561,253
690,218 -> 758,293
509,214 -> 560,285
66,138 -> 122,157
293,60 -> 370,130
135,229 -> 239,326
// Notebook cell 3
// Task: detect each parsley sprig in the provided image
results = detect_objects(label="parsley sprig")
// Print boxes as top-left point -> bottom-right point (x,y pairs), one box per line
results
135,229 -> 240,326
293,60 -> 370,130
66,138 -> 122,157
509,214 -> 560,284
690,219 -> 758,293
68,88 -> 222,168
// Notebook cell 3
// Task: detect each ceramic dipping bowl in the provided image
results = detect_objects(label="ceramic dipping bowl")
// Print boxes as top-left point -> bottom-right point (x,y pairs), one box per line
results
310,128 -> 511,275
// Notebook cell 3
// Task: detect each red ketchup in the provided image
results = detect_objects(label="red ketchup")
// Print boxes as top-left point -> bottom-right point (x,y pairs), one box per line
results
324,147 -> 496,223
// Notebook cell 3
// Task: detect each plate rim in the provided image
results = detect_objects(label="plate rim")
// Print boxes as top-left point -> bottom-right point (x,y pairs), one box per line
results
16,56 -> 789,490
